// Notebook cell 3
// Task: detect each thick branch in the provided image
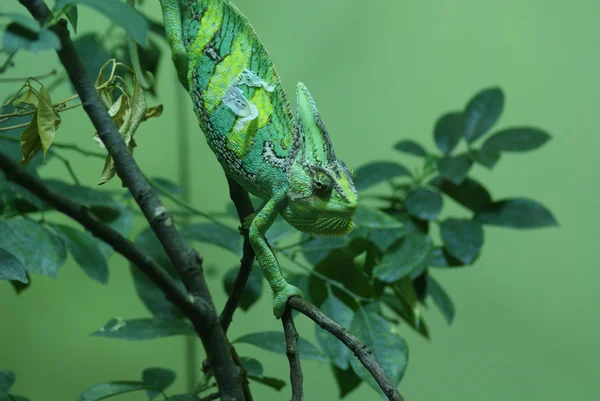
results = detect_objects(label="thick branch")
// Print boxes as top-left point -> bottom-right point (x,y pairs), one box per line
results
288,297 -> 406,401
282,308 -> 304,401
219,176 -> 256,333
17,1 -> 243,399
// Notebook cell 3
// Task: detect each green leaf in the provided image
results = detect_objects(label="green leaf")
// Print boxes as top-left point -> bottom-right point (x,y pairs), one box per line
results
374,232 -> 432,283
5,394 -> 31,401
404,188 -> 443,220
440,219 -> 484,264
434,112 -> 464,154
482,127 -> 551,153
301,235 -> 347,265
0,247 -> 28,283
20,86 -> 61,165
1,13 -> 40,32
365,227 -> 405,253
152,177 -> 183,195
240,357 -> 286,391
72,33 -> 112,84
474,198 -> 558,229
0,370 -> 15,397
332,365 -> 362,399
44,180 -> 122,218
234,331 -> 327,363
2,18 -> 60,53
427,275 -> 455,324
353,205 -> 403,229
180,223 -> 242,255
432,177 -> 492,213
393,139 -> 427,157
463,87 -> 504,143
163,395 -> 200,401
10,273 -> 31,294
437,154 -> 472,185
55,0 -> 148,45
349,305 -> 408,394
265,215 -> 296,244
248,376 -> 286,391
51,224 -> 108,284
0,181 -> 45,215
142,367 -> 176,400
382,292 -> 429,340
354,161 -> 411,191
315,295 -> 354,369
0,219 -> 66,278
468,148 -> 500,169
223,263 -> 263,311
65,5 -> 79,33
427,247 -> 465,268
92,318 -> 195,341
77,381 -> 150,401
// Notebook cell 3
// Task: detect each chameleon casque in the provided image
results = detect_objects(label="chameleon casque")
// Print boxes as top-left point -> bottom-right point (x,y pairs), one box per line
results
158,0 -> 358,318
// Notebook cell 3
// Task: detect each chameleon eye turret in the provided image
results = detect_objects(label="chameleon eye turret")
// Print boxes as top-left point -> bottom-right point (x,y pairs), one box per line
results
159,0 -> 357,318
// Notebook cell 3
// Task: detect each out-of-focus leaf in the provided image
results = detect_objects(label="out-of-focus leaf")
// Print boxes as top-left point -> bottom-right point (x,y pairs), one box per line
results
431,177 -> 492,213
0,219 -> 66,278
353,205 -> 403,229
2,20 -> 60,53
163,395 -> 200,401
151,177 -> 183,195
44,180 -> 122,219
393,139 -> 427,157
354,161 -> 411,191
349,304 -> 408,395
265,215 -> 296,244
301,234 -> 348,265
142,367 -> 176,400
427,275 -> 455,324
0,370 -> 15,397
374,232 -> 432,283
0,247 -> 28,283
64,5 -> 79,33
315,295 -> 354,369
76,381 -> 150,401
463,87 -> 504,143
437,154 -> 472,185
427,247 -> 465,268
92,318 -> 195,341
181,223 -> 242,255
474,198 -> 558,229
482,127 -> 551,153
51,224 -> 108,284
434,111 -> 463,154
56,0 -> 148,45
72,33 -> 112,83
234,332 -> 326,363
223,263 -> 263,311
405,188 -> 443,220
241,357 -> 286,391
440,219 -> 484,264
382,292 -> 429,340
332,364 -> 362,399
10,272 -> 30,294
0,181 -> 45,215
468,148 -> 500,169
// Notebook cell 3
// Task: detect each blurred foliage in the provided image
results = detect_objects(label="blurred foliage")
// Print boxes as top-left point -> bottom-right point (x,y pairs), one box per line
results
0,1 -> 558,400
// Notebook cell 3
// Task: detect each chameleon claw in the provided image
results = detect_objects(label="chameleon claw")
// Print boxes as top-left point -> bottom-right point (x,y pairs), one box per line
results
272,284 -> 304,319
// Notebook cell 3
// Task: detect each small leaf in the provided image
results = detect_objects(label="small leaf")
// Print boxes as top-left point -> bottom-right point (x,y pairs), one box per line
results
181,223 -> 242,255
92,318 -> 195,341
463,87 -> 504,143
248,376 -> 286,391
353,205 -> 403,229
0,370 -> 16,397
332,365 -> 362,399
0,247 -> 28,283
349,305 -> 408,395
405,188 -> 443,220
234,332 -> 327,363
468,148 -> 500,169
432,177 -> 492,213
427,247 -> 465,268
393,139 -> 427,157
437,154 -> 472,185
142,367 -> 176,400
72,34 -> 112,83
65,5 -> 79,33
440,219 -> 484,264
427,275 -> 455,324
77,381 -> 149,401
354,161 -> 411,191
56,0 -> 148,45
474,198 -> 558,229
240,357 -> 286,391
382,292 -> 429,340
223,263 -> 263,311
10,273 -> 31,294
434,112 -> 464,154
374,232 -> 432,283
315,295 -> 354,369
0,219 -> 66,278
301,235 -> 348,265
51,224 -> 109,284
12,87 -> 38,109
482,127 -> 551,153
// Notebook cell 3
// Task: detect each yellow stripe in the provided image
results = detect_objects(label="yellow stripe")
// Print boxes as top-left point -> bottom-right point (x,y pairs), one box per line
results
187,2 -> 223,78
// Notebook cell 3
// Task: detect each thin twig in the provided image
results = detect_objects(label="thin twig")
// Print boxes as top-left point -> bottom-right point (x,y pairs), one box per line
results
0,134 -> 106,159
0,51 -> 17,74
282,307 -> 304,401
288,297 -> 406,401
230,345 -> 254,401
18,1 -> 244,399
0,68 -> 58,83
49,149 -> 80,185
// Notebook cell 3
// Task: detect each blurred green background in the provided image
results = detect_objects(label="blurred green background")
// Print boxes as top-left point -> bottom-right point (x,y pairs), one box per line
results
1,0 -> 598,400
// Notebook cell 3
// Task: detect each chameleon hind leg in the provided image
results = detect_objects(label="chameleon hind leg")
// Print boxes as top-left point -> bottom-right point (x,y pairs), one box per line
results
249,194 -> 303,318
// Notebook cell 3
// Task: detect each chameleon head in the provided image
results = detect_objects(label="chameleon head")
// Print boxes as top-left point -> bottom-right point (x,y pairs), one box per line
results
281,82 -> 358,237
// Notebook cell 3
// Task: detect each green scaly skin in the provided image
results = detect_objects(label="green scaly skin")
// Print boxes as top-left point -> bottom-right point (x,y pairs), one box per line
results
159,0 -> 358,318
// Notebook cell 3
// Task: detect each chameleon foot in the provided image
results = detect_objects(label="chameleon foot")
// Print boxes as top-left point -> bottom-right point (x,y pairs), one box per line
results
272,284 -> 304,319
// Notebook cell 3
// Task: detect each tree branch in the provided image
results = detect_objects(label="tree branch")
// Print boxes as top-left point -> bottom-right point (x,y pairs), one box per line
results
282,308 -> 304,401
17,1 -> 243,399
288,297 -> 406,401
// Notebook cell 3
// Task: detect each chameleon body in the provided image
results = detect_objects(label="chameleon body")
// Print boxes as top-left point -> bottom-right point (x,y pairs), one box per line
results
158,0 -> 358,318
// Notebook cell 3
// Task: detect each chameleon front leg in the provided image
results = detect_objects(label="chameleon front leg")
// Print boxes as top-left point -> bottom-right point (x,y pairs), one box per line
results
249,194 -> 303,318
158,0 -> 189,90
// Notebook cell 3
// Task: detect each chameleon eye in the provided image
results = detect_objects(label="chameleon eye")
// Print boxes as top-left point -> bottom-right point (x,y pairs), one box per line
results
312,172 -> 332,196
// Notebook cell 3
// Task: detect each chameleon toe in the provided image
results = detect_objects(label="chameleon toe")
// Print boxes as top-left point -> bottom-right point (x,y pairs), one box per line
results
272,284 -> 304,319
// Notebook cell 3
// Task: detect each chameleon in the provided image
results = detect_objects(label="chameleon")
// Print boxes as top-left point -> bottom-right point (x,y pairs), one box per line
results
158,0 -> 358,318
